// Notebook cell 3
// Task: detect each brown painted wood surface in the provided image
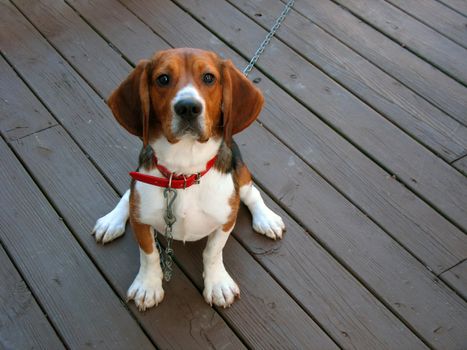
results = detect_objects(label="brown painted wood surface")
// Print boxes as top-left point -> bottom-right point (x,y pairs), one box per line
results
441,261 -> 467,300
11,126 -> 247,350
228,0 -> 467,162
36,0 -> 467,346
294,0 -> 467,126
0,245 -> 65,350
169,0 -> 467,233
439,0 -> 467,16
0,138 -> 154,349
110,0 -> 467,276
1,0 -> 467,348
0,56 -> 56,140
2,1 -> 431,348
453,155 -> 467,175
1,1 -> 337,348
385,0 -> 467,48
13,0 -> 464,348
333,0 -> 467,85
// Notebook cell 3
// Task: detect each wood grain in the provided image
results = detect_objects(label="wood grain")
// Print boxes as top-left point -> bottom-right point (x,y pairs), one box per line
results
385,0 -> 467,48
229,0 -> 467,162
3,2 -> 337,348
4,0 -> 426,348
0,55 -> 56,140
440,260 -> 467,300
12,126 -> 246,350
294,0 -> 467,126
438,0 -> 467,16
333,0 -> 467,84
171,0 -> 467,231
104,0 -> 467,278
236,122 -> 467,349
0,138 -> 154,349
0,244 -> 64,350
452,155 -> 467,175
3,6 -> 453,343
3,0 -> 467,347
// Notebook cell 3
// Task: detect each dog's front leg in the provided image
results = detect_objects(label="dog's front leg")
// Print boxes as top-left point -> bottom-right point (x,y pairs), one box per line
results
202,228 -> 240,308
127,221 -> 164,311
240,182 -> 285,239
92,189 -> 130,243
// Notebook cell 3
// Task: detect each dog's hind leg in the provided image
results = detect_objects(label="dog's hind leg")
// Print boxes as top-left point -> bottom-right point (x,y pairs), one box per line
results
237,165 -> 285,240
92,189 -> 130,243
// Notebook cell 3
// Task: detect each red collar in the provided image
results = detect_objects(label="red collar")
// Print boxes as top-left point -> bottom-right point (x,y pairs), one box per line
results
129,155 -> 218,189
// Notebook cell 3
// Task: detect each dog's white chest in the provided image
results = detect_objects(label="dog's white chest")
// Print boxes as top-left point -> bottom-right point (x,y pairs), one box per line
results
135,169 -> 234,241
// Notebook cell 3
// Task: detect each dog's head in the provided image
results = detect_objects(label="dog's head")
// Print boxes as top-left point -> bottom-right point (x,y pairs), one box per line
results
108,48 -> 263,146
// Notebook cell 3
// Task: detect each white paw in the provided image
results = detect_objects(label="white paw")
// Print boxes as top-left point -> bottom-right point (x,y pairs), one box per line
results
252,206 -> 285,240
92,210 -> 127,244
127,273 -> 164,311
203,269 -> 240,308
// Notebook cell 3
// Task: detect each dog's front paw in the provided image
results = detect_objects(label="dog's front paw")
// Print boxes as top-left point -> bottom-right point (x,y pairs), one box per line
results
127,273 -> 164,311
252,206 -> 285,240
203,269 -> 240,308
92,211 -> 126,244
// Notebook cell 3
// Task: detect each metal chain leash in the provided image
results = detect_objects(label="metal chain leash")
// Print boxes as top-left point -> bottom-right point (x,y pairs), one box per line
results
156,1 -> 294,282
160,183 -> 177,281
243,0 -> 295,77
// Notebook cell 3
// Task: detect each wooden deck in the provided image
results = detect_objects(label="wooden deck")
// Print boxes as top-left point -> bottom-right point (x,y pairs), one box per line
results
1,0 -> 466,348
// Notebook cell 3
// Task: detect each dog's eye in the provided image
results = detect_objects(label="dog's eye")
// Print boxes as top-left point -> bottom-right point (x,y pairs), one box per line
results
157,74 -> 170,86
202,73 -> 215,85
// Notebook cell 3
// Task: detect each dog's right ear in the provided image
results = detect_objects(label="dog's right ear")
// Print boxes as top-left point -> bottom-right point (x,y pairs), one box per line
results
107,59 -> 152,143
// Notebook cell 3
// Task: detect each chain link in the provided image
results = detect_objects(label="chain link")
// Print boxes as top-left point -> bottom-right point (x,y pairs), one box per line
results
243,0 -> 295,77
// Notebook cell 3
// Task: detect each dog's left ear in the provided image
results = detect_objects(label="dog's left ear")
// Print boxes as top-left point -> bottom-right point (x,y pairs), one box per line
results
107,59 -> 152,145
222,59 -> 264,145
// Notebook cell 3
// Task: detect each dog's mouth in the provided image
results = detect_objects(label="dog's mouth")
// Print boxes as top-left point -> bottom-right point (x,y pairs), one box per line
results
172,118 -> 208,142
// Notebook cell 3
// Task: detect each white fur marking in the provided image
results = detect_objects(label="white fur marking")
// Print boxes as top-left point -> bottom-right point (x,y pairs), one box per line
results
203,228 -> 240,307
92,190 -> 129,243
127,243 -> 164,311
240,184 -> 285,239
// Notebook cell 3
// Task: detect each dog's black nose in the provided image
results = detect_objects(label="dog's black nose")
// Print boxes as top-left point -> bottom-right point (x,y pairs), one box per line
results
174,99 -> 202,120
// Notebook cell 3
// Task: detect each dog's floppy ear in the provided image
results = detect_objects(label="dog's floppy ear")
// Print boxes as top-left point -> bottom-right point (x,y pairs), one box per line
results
222,59 -> 264,145
107,59 -> 152,145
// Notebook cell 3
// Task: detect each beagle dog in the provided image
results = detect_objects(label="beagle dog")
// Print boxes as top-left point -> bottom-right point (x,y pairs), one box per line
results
93,48 -> 285,310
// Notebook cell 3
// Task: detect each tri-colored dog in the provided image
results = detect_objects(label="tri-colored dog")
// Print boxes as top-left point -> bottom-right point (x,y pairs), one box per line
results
93,48 -> 285,310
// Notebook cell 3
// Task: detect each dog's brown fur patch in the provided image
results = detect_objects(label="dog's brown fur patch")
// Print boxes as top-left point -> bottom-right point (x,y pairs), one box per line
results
130,184 -> 154,254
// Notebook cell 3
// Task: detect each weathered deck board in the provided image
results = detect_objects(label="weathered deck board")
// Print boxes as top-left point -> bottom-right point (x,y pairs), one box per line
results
440,261 -> 467,300
98,6 -> 467,348
235,123 -> 467,349
439,0 -> 467,16
0,138 -> 154,350
6,2 -> 430,348
2,2 -> 338,347
0,245 -> 65,350
229,0 -> 467,162
90,0 -> 467,274
0,56 -> 56,140
113,0 -> 467,277
1,0 -> 466,348
37,4 -> 467,347
173,0 -> 467,231
294,0 -> 467,126
333,0 -> 467,85
11,126 -> 247,350
453,155 -> 467,175
34,2 -> 464,345
385,0 -> 467,48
